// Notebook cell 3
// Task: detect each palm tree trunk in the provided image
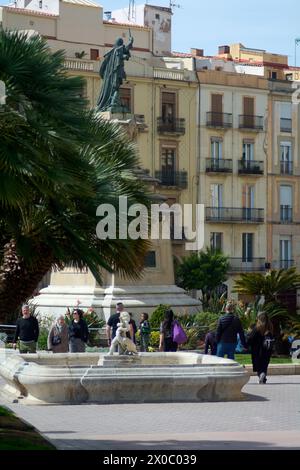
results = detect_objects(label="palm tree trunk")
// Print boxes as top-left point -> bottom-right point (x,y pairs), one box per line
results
0,240 -> 54,323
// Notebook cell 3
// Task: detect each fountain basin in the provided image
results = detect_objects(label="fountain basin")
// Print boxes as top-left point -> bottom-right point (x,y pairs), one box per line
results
0,352 -> 249,404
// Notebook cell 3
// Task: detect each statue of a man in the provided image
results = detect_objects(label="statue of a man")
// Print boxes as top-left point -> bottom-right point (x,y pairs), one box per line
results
96,34 -> 134,112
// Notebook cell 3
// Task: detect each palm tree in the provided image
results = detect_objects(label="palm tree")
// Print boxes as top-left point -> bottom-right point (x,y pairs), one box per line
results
233,268 -> 300,351
0,31 -> 152,321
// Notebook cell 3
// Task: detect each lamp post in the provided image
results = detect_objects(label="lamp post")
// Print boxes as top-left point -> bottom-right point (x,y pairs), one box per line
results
295,38 -> 300,67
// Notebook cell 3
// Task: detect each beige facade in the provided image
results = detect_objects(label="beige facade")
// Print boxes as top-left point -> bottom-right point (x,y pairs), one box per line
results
266,79 -> 300,276
1,1 -> 300,308
196,69 -> 269,295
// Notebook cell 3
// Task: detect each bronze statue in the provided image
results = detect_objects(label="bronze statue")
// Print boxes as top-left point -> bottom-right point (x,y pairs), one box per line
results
96,33 -> 134,112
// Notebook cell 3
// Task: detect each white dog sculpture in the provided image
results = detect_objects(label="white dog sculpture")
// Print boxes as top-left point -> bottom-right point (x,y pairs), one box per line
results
109,311 -> 138,355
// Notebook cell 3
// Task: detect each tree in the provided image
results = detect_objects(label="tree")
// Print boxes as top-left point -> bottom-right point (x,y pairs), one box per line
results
176,248 -> 229,309
0,30 -> 151,322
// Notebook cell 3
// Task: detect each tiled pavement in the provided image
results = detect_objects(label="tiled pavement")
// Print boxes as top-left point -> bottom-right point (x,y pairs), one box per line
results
1,375 -> 300,450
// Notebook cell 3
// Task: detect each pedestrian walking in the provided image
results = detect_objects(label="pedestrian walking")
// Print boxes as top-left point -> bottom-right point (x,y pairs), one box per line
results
247,312 -> 274,384
13,304 -> 39,353
106,302 -> 124,347
216,301 -> 247,360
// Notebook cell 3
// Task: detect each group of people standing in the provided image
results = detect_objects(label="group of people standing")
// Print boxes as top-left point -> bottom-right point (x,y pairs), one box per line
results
106,303 -> 181,353
13,305 -> 89,354
13,301 -> 275,383
106,302 -> 151,352
205,301 -> 274,384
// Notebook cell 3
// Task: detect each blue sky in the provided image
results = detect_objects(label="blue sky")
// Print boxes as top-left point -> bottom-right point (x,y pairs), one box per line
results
1,0 -> 300,64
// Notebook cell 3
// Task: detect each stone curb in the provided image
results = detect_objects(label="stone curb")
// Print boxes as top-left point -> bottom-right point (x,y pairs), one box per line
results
245,363 -> 300,375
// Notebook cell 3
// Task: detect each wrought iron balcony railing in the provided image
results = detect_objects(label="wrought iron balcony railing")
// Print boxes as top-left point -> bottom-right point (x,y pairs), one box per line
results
239,114 -> 264,130
157,117 -> 185,134
273,260 -> 295,269
280,160 -> 293,175
206,112 -> 233,128
280,118 -> 292,133
280,205 -> 293,223
229,258 -> 266,272
206,207 -> 264,223
206,159 -> 233,173
155,170 -> 188,189
238,160 -> 264,175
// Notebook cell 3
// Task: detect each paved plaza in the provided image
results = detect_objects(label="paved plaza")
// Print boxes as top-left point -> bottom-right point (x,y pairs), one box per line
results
1,375 -> 300,450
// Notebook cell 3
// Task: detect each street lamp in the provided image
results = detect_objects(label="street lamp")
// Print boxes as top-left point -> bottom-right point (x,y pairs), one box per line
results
295,38 -> 300,67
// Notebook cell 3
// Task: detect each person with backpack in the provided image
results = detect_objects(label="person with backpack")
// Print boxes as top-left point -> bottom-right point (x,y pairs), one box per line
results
139,312 -> 151,352
216,301 -> 247,360
159,309 -> 187,352
247,312 -> 274,384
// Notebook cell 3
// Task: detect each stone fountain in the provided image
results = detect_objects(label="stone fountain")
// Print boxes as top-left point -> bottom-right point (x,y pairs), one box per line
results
0,350 -> 249,404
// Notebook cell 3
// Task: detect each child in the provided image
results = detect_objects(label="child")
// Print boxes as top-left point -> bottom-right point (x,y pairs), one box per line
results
139,312 -> 151,352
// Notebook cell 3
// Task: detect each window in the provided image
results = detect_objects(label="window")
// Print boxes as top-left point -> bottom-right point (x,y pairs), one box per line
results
242,233 -> 254,262
210,232 -> 223,251
155,14 -> 160,19
271,71 -> 277,80
90,49 -> 99,60
242,140 -> 254,161
243,97 -> 255,128
211,138 -> 223,160
280,141 -> 292,174
280,185 -> 293,222
211,94 -> 223,125
280,102 -> 292,132
242,185 -> 254,208
120,87 -> 132,112
162,92 -> 176,123
280,237 -> 292,268
210,184 -> 223,207
161,147 -> 176,173
144,251 -> 156,268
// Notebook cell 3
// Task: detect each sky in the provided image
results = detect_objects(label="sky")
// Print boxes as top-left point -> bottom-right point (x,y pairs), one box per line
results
1,0 -> 300,64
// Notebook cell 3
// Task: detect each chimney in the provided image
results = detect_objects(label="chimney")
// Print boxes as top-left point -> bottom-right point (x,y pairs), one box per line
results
190,48 -> 204,57
218,45 -> 230,55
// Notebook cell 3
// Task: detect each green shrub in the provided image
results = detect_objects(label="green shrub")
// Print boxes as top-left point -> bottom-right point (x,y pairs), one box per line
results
150,304 -> 170,328
136,330 -> 160,349
180,327 -> 198,350
194,311 -> 220,331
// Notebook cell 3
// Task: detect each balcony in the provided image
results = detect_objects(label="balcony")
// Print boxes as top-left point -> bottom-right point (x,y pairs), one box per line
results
273,260 -> 295,269
206,159 -> 233,173
206,112 -> 233,128
280,160 -> 293,175
238,160 -> 264,175
64,58 -> 95,72
239,115 -> 264,130
205,207 -> 264,223
229,258 -> 266,273
157,117 -> 185,135
155,170 -> 188,189
280,118 -> 292,133
280,205 -> 293,223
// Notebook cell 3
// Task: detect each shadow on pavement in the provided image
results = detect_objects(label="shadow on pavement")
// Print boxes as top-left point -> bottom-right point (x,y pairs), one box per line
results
49,438 -> 299,451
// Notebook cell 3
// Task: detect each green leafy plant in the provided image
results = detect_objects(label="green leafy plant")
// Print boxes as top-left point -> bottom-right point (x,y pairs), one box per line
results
150,304 -> 170,328
176,248 -> 229,310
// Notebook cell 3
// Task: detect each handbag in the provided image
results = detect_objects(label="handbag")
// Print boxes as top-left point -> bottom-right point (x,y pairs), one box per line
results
172,320 -> 187,345
52,331 -> 61,346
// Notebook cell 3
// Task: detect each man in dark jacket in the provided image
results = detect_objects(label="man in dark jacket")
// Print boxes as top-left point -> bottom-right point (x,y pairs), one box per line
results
106,302 -> 124,347
216,301 -> 246,360
13,304 -> 39,353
